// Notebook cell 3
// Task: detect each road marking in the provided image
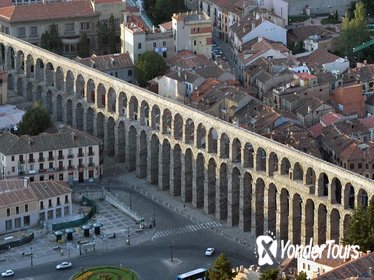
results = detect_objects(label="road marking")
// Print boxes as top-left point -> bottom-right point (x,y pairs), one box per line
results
151,222 -> 222,241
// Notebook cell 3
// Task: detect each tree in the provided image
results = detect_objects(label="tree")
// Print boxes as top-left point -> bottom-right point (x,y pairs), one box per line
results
108,14 -> 116,54
96,21 -> 109,54
208,253 -> 237,280
18,102 -> 52,136
135,51 -> 166,87
294,271 -> 308,280
78,32 -> 90,58
40,24 -> 62,53
345,200 -> 374,252
259,268 -> 279,280
339,2 -> 369,62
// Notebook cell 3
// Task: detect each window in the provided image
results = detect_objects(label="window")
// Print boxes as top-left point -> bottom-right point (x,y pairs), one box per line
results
128,70 -> 133,76
80,22 -> 90,31
40,175 -> 44,181
5,220 -> 12,231
30,26 -> 38,36
65,23 -> 75,32
163,51 -> 167,58
12,166 -> 15,172
14,217 -> 21,228
39,152 -> 43,161
49,151 -> 53,160
358,163 -> 362,169
138,43 -> 141,49
163,41 -> 166,47
58,150 -> 63,159
57,197 -> 60,206
25,204 -> 28,213
16,206 -> 19,215
194,40 -> 196,46
64,44 -> 77,53
6,208 -> 10,217
59,173 -> 64,180
48,199 -> 52,208
19,155 -> 23,163
11,156 -> 14,161
65,195 -> 69,204
49,162 -> 53,169
153,42 -> 156,48
350,163 -> 354,170
18,27 -> 25,37
39,163 -> 44,170
23,216 -> 30,227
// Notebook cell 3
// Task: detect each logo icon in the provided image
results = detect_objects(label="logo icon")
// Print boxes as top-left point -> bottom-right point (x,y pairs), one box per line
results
256,235 -> 278,266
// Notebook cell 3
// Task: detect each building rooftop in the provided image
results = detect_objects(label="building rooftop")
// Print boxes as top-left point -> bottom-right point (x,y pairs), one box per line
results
75,53 -> 134,71
172,11 -> 210,22
0,126 -> 101,156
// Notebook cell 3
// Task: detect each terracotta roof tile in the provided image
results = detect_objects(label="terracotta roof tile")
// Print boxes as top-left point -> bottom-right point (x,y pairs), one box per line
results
0,1 -> 97,23
298,49 -> 341,67
75,53 -> 134,71
320,112 -> 343,126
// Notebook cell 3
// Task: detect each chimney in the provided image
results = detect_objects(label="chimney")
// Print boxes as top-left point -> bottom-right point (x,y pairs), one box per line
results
184,74 -> 187,80
23,177 -> 29,188
308,106 -> 312,113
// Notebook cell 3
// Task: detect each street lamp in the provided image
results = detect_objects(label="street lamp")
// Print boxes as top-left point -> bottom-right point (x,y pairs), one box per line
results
169,242 -> 173,262
30,247 -> 33,266
153,208 -> 156,227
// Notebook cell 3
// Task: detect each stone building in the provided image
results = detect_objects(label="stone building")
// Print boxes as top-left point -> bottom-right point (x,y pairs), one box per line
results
0,179 -> 72,233
0,126 -> 103,184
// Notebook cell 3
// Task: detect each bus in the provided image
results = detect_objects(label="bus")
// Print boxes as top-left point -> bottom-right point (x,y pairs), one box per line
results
176,268 -> 208,280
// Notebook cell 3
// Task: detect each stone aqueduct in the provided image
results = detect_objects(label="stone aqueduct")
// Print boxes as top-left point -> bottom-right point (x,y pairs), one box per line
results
1,33 -> 374,246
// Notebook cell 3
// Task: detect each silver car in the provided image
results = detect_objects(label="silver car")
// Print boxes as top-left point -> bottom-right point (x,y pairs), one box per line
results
56,262 -> 72,270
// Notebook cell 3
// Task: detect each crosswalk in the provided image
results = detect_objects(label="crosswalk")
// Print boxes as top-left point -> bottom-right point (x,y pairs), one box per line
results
151,221 -> 222,241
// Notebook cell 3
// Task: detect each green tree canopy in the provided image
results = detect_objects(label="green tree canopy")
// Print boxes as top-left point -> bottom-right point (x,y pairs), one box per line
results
259,268 -> 279,280
345,200 -> 374,252
294,271 -> 308,280
78,32 -> 90,58
208,253 -> 237,280
108,14 -> 116,54
144,0 -> 186,25
40,24 -> 62,53
339,2 -> 369,61
135,51 -> 166,87
18,102 -> 52,136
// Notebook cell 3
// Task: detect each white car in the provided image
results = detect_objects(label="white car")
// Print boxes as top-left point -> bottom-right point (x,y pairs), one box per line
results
205,248 -> 215,256
56,261 -> 72,270
1,270 -> 14,278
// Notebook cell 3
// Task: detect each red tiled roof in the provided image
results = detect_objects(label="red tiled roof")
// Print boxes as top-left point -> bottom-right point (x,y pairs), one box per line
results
359,116 -> 374,129
191,78 -> 220,103
320,112 -> 343,126
0,0 -> 12,8
309,122 -> 323,138
0,1 -> 97,22
297,72 -> 317,80
159,21 -> 172,30
75,52 -> 134,71
298,49 -> 341,67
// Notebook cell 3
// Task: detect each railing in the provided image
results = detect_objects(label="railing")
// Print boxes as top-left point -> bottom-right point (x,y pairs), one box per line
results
57,166 -> 65,171
58,155 -> 64,160
88,163 -> 95,167
28,159 -> 35,163
78,153 -> 84,157
78,164 -> 85,168
38,157 -> 44,162
48,156 -> 54,161
88,151 -> 94,156
67,165 -> 74,170
67,154 -> 74,159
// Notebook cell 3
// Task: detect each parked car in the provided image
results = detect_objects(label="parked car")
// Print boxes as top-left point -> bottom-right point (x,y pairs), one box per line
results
205,248 -> 215,256
1,270 -> 14,278
56,262 -> 72,270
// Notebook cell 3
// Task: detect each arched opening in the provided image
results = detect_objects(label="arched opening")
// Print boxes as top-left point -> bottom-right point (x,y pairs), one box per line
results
138,130 -> 147,177
230,167 -> 240,226
243,143 -> 254,168
56,95 -> 63,121
255,178 -> 265,236
195,153 -> 205,208
45,62 -> 54,87
140,101 -> 150,126
86,79 -> 95,103
231,138 -> 241,163
160,139 -> 171,190
268,183 -> 277,235
241,172 -> 252,232
66,99 -> 73,126
75,103 -> 84,130
150,134 -> 159,184
127,125 -> 137,171
16,77 -> 23,97
46,90 -> 53,115
344,183 -> 355,209
55,67 -> 64,91
162,109 -> 172,135
318,204 -> 327,245
26,82 -> 33,102
196,124 -> 206,149
207,128 -> 218,153
107,88 -> 116,113
173,114 -> 183,140
129,96 -> 138,121
96,83 -> 106,109
331,178 -> 342,204
280,158 -> 291,176
343,215 -> 351,242
293,162 -> 303,181
118,91 -> 127,117
7,47 -> 15,70
151,105 -> 160,130
117,121 -> 126,163
207,158 -> 216,214
220,133 -> 230,158
184,119 -> 194,144
86,107 -> 94,135
256,148 -> 266,172
172,144 -> 182,196
317,173 -> 329,197
305,167 -> 316,186
16,50 -> 24,75
305,199 -> 315,243
7,74 -> 14,91
106,117 -> 115,156
268,152 -> 278,176
96,112 -> 105,140
357,189 -> 368,208
330,209 -> 340,243
25,54 -> 34,79
65,70 -> 74,96
218,163 -> 228,221
292,193 -> 302,245
280,188 -> 289,241
35,86 -> 43,106
183,148 -> 193,202
76,74 -> 85,99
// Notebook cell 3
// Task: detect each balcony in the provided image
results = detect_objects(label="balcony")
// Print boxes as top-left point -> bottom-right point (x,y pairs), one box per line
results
19,160 -> 25,164
28,158 -> 35,163
67,165 -> 74,170
88,162 -> 95,167
78,164 -> 85,169
57,166 -> 65,171
67,154 -> 74,159
58,155 -> 64,160
39,169 -> 46,173
38,157 -> 45,162
78,153 -> 84,158
88,151 -> 94,156
48,156 -> 54,161
48,168 -> 55,172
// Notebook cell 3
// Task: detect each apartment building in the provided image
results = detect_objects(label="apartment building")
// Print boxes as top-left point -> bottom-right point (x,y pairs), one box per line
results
0,0 -> 125,57
0,179 -> 72,233
0,126 -> 103,184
